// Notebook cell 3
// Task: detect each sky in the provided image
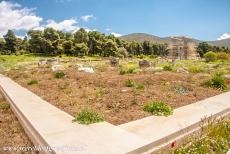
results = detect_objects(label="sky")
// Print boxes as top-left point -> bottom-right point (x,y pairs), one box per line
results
0,0 -> 230,41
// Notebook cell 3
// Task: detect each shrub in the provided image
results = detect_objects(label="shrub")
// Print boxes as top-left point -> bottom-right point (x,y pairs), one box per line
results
0,103 -> 10,110
27,79 -> 38,85
188,66 -> 205,73
125,79 -> 135,87
119,67 -> 136,75
73,108 -> 104,125
143,101 -> 173,116
136,84 -> 145,90
54,71 -> 65,78
216,52 -> 230,61
172,85 -> 189,95
203,74 -> 227,90
163,65 -> 173,71
204,51 -> 217,62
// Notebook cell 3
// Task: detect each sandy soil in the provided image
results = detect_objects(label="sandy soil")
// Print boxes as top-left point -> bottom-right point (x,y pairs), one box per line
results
7,67 -> 223,125
0,94 -> 34,154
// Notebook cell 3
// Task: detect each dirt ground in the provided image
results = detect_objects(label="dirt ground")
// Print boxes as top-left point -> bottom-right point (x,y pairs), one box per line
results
0,94 -> 34,154
7,67 -> 223,125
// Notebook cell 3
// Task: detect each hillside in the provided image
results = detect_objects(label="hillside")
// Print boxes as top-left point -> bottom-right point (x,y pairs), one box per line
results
121,33 -> 166,44
121,33 -> 230,47
208,38 -> 230,47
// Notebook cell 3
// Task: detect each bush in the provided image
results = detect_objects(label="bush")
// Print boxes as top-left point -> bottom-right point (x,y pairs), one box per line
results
73,108 -> 104,125
204,51 -> 217,62
125,79 -> 135,87
172,85 -> 189,95
27,79 -> 38,85
163,65 -> 173,71
136,84 -> 145,90
188,66 -> 205,73
216,52 -> 230,61
0,103 -> 10,110
119,67 -> 136,75
203,74 -> 227,90
143,101 -> 173,116
54,71 -> 65,78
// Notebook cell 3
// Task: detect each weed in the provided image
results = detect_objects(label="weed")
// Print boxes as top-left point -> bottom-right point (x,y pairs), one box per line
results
188,66 -> 205,73
0,103 -> 10,110
136,84 -> 145,90
125,79 -> 135,87
171,118 -> 230,154
163,65 -> 173,71
204,51 -> 217,62
203,74 -> 227,90
143,101 -> 173,116
27,79 -> 38,85
119,67 -> 137,75
172,85 -> 189,95
73,108 -> 104,125
54,71 -> 65,78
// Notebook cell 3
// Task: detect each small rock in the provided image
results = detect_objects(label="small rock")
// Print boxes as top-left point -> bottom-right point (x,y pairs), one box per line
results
51,65 -> 65,72
224,74 -> 230,79
139,60 -> 150,68
78,67 -> 94,73
110,57 -> 119,67
38,59 -> 47,66
46,58 -> 59,65
176,67 -> 189,74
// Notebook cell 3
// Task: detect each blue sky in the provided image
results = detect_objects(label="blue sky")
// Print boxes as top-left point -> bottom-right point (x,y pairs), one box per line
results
1,0 -> 230,41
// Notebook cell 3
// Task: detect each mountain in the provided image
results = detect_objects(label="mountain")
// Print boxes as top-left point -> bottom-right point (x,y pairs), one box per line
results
208,38 -> 230,47
121,33 -> 166,44
120,33 -> 230,47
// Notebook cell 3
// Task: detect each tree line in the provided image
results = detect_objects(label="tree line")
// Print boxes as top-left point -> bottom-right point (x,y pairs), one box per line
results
197,42 -> 230,57
0,28 -> 169,57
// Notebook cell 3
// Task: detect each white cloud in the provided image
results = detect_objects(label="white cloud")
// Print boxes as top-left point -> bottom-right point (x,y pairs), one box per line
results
111,32 -> 122,37
84,28 -> 97,32
81,15 -> 94,22
0,1 -> 42,37
46,19 -> 78,31
217,33 -> 230,40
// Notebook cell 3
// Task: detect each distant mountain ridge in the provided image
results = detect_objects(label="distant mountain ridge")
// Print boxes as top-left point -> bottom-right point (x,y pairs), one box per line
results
120,33 -> 230,47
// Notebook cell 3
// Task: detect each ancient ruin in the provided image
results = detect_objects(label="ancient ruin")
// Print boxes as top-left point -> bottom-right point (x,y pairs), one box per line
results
168,37 -> 200,60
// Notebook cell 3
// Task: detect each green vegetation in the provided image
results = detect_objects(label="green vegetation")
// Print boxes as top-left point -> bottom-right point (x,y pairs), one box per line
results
54,71 -> 65,78
203,74 -> 227,90
172,118 -> 230,154
216,52 -> 230,61
143,101 -> 173,116
73,108 -> 104,125
119,67 -> 136,75
204,51 -> 217,62
27,79 -> 38,85
172,85 -> 189,95
163,65 -> 173,71
0,29 -> 170,58
0,103 -> 10,110
125,79 -> 135,87
136,84 -> 145,90
188,65 -> 205,73
197,42 -> 230,57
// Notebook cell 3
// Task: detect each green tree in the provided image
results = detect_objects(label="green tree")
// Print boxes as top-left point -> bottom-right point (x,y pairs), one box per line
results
74,43 -> 89,56
197,42 -> 211,57
62,40 -> 74,55
102,39 -> 117,57
3,30 -> 17,53
74,28 -> 89,44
